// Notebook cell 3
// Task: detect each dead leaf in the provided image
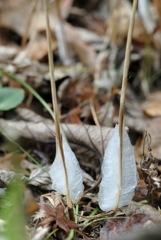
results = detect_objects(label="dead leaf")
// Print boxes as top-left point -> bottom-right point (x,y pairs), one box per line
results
0,170 -> 27,185
99,201 -> 161,240
107,1 -> 148,45
41,192 -> 62,208
0,118 -> 113,156
58,78 -> 93,113
62,107 -> 82,124
74,27 -> 104,50
138,0 -> 156,33
0,152 -> 26,172
99,212 -> 160,240
29,167 -> 52,190
153,0 -> 161,19
136,117 -> 161,161
97,101 -> 115,127
59,0 -> 74,19
16,107 -> 50,123
65,23 -> 97,68
24,188 -> 39,215
39,203 -> 77,232
31,226 -> 49,240
27,32 -> 57,61
142,92 -> 161,117
68,7 -> 106,35
0,46 -> 18,62
0,0 -> 33,36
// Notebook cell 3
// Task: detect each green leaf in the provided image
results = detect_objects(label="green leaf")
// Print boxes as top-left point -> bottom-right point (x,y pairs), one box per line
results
0,87 -> 25,111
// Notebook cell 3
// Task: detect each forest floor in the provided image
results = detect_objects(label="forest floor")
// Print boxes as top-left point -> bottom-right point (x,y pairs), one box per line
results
1,0 -> 161,239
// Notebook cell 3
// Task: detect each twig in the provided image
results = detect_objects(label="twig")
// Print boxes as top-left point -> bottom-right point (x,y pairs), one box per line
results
43,0 -> 72,208
118,0 -> 138,204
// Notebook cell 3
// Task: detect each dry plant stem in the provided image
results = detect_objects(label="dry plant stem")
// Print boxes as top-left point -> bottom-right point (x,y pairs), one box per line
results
43,0 -> 72,208
118,0 -> 138,205
21,0 -> 39,47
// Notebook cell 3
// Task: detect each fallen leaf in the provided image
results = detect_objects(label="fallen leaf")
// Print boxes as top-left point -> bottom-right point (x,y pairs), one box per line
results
97,101 -> 115,127
0,0 -> 33,36
0,152 -> 26,172
58,78 -> 93,114
142,92 -> 161,117
24,188 -> 39,215
41,192 -> 62,208
107,1 -> 148,45
136,117 -> 161,161
65,23 -> 97,68
39,203 -> 78,232
31,226 -> 49,240
98,201 -> 161,240
153,0 -> 161,18
68,7 -> 106,35
0,46 -> 18,62
63,107 -> 82,124
29,167 -> 52,190
0,170 -> 27,185
0,117 -> 113,156
99,213 -> 161,240
59,0 -> 74,19
27,32 -> 57,61
0,26 -> 22,45
138,0 -> 156,33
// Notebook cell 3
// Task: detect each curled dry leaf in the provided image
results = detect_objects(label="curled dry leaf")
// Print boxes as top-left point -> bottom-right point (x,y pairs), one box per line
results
153,0 -> 161,18
74,27 -> 104,48
138,0 -> 156,33
0,118 -> 113,156
69,7 -> 106,35
0,0 -> 33,36
107,1 -> 147,45
0,46 -> 18,62
29,167 -> 52,190
136,117 -> 161,161
38,203 -> 78,232
65,23 -> 97,69
58,0 -> 74,19
27,32 -> 57,61
31,226 -> 49,240
0,170 -> 27,185
15,108 -> 50,123
100,201 -> 161,240
0,152 -> 26,172
24,188 -> 39,215
142,92 -> 161,117
99,212 -> 161,240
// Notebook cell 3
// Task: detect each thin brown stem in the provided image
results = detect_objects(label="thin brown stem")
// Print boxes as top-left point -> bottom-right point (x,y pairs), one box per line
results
43,0 -> 72,208
118,0 -> 138,205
